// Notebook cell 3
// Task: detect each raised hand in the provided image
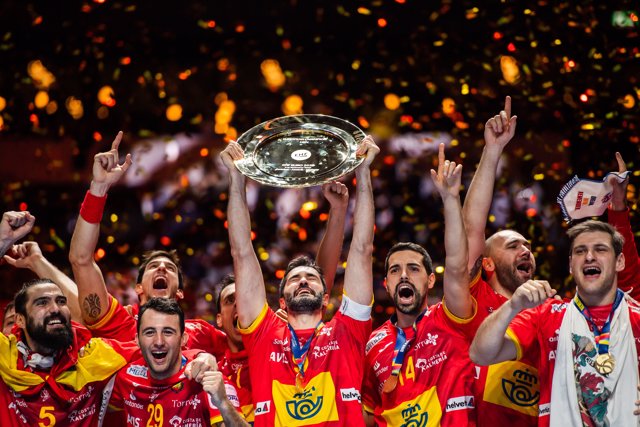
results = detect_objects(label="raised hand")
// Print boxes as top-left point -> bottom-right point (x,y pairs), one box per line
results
184,353 -> 217,383
509,280 -> 557,312
0,211 -> 35,248
220,141 -> 244,173
322,181 -> 349,210
430,143 -> 463,199
609,152 -> 629,211
91,131 -> 132,193
201,370 -> 228,408
355,135 -> 380,170
4,241 -> 43,270
484,95 -> 517,149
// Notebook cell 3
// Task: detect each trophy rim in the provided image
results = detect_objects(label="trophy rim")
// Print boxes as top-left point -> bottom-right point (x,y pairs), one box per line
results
234,114 -> 366,188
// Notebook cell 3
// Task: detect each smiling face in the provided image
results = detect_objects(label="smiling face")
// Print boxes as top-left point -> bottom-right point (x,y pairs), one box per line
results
485,230 -> 536,293
16,282 -> 73,353
137,309 -> 187,380
280,266 -> 327,314
136,256 -> 183,304
385,250 -> 435,316
570,230 -> 624,306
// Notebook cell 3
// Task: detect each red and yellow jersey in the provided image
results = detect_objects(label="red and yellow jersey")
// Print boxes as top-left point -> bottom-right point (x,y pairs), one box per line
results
109,350 -> 241,426
470,273 -> 539,427
88,296 -> 228,361
507,297 -> 640,427
363,302 -> 477,426
219,349 -> 253,423
0,323 -> 139,427
240,298 -> 372,427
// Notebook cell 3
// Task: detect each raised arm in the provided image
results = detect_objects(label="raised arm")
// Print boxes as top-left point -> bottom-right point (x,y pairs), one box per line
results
606,152 -> 640,295
220,141 -> 266,328
0,211 -> 35,257
69,131 -> 132,324
462,96 -> 517,272
4,242 -> 82,322
315,181 -> 349,294
430,143 -> 472,319
343,136 -> 379,305
470,279 -> 555,365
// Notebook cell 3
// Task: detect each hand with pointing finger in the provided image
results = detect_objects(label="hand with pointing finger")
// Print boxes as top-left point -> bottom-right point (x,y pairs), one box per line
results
90,131 -> 133,196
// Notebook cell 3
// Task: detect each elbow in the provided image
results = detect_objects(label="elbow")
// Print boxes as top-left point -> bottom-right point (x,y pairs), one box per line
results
69,248 -> 94,267
469,341 -> 489,366
350,240 -> 374,259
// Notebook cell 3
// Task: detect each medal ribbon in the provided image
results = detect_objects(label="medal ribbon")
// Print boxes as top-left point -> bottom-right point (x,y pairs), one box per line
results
573,289 -> 624,355
288,321 -> 324,379
388,310 -> 426,378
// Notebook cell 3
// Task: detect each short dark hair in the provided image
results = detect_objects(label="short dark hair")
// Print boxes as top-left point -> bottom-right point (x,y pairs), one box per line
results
567,220 -> 624,257
137,250 -> 184,290
215,273 -> 236,313
13,278 -> 57,317
278,256 -> 326,297
137,298 -> 185,334
384,242 -> 434,277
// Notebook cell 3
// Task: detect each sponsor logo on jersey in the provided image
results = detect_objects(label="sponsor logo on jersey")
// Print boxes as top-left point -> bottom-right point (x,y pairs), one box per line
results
286,387 -> 324,420
445,396 -> 475,412
69,386 -> 94,404
255,400 -> 271,416
485,361 -> 539,417
415,351 -> 448,372
126,364 -> 149,379
340,388 -> 361,402
318,326 -> 333,337
173,395 -> 201,410
551,303 -> 567,313
381,386 -> 441,426
311,340 -> 340,358
413,333 -> 438,351
366,330 -> 387,354
501,368 -> 539,407
171,381 -> 184,393
67,406 -> 96,423
539,403 -> 550,416
127,414 -> 141,427
169,415 -> 182,427
270,352 -> 289,363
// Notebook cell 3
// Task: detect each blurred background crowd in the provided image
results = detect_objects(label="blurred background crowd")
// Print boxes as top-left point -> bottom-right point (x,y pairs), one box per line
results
0,0 -> 638,329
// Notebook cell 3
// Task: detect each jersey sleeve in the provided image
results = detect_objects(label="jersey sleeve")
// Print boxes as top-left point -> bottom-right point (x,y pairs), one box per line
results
238,303 -> 278,352
608,208 -> 640,300
506,305 -> 542,361
86,295 -> 137,341
336,294 -> 373,347
442,296 -> 479,338
361,354 -> 381,414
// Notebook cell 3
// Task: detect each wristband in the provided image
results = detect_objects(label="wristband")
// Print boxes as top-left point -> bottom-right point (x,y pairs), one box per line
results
79,190 -> 107,224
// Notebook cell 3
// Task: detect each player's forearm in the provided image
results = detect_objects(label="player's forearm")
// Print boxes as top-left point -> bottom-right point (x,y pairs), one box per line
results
315,202 -> 347,293
226,173 -> 266,326
216,400 -> 250,427
343,167 -> 374,305
442,195 -> 472,318
469,300 -> 519,365
462,145 -> 502,265
30,255 -> 83,323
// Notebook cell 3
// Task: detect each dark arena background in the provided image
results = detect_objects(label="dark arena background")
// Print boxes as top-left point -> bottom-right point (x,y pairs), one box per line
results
0,0 -> 638,328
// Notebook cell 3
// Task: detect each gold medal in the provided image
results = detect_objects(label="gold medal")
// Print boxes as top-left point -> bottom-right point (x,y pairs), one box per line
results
382,375 -> 398,393
594,353 -> 616,376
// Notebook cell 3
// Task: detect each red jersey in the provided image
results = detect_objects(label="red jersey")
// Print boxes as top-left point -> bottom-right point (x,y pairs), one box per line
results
240,298 -> 372,427
109,350 -> 241,426
608,208 -> 640,301
0,323 -> 138,427
363,302 -> 477,426
88,296 -> 228,361
218,348 -> 253,423
470,273 -> 540,426
507,297 -> 640,427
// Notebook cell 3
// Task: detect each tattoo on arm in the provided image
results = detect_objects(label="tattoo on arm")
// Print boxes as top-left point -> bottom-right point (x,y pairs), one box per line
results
83,293 -> 102,320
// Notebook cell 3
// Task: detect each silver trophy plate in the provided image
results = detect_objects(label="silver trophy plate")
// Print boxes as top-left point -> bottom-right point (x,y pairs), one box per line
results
234,114 -> 366,188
